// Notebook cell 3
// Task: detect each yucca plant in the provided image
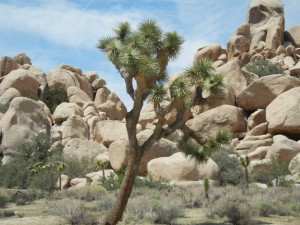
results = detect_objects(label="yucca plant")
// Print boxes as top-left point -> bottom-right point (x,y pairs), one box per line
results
240,156 -> 251,190
97,19 -> 230,225
204,176 -> 210,200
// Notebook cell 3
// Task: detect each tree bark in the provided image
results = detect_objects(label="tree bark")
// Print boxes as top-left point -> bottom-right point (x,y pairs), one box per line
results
101,147 -> 142,225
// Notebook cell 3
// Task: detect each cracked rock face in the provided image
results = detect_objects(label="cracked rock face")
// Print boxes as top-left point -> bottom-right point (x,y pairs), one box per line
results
247,0 -> 285,51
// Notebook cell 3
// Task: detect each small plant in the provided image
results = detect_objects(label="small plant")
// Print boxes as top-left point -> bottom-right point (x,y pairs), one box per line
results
240,156 -> 251,190
256,157 -> 293,187
0,210 -> 15,218
225,201 -> 253,225
16,199 -> 26,206
41,84 -> 68,113
45,198 -> 98,225
245,59 -> 284,77
204,176 -> 210,199
0,192 -> 10,208
211,149 -> 244,186
256,201 -> 278,217
96,159 -> 110,178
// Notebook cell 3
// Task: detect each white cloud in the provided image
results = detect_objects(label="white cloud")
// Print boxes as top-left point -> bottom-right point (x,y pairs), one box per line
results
0,1 -> 145,49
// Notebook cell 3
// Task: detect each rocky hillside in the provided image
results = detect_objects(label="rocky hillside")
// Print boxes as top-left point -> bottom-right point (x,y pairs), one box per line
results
0,0 -> 300,189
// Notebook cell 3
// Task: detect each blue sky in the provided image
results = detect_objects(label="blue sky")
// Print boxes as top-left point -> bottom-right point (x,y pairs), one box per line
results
0,0 -> 299,108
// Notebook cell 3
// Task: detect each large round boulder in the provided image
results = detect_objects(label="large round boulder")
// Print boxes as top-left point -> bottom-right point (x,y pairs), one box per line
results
216,59 -> 247,96
47,66 -> 93,100
237,75 -> 300,111
13,52 -> 31,65
0,56 -> 18,78
92,120 -> 128,147
67,86 -> 92,107
266,135 -> 300,164
0,69 -> 40,97
63,138 -> 108,161
0,97 -> 51,157
53,103 -> 83,124
266,87 -> 300,135
194,44 -> 222,63
186,105 -> 246,140
147,152 -> 220,181
285,25 -> 300,48
96,92 -> 126,121
109,129 -> 177,176
60,116 -> 89,144
0,88 -> 21,112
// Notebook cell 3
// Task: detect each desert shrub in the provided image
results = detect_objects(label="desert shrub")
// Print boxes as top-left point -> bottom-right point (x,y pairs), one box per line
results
41,84 -> 68,113
63,156 -> 96,180
256,201 -> 278,217
290,202 -> 300,214
124,191 -> 185,224
45,198 -> 98,225
204,187 -> 253,224
224,201 -> 253,225
0,133 -> 63,190
245,59 -> 284,77
10,190 -> 34,203
135,174 -> 172,190
255,158 -> 293,187
172,186 -> 203,208
0,210 -> 15,217
211,150 -> 244,186
153,200 -> 185,225
16,199 -> 26,206
0,192 -> 10,208
95,194 -> 114,211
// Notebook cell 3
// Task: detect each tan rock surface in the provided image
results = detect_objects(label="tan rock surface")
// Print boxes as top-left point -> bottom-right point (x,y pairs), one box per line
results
237,75 -> 300,111
186,105 -> 246,140
64,138 -> 108,160
53,103 -> 83,124
0,97 -> 51,156
147,152 -> 219,181
266,135 -> 300,164
0,69 -> 40,97
266,87 -> 300,135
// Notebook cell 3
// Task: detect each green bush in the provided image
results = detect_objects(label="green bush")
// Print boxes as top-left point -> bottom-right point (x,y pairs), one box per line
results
0,133 -> 63,190
0,192 -> 10,208
41,84 -> 68,113
255,158 -> 293,187
63,157 -> 96,180
16,199 -> 26,206
224,201 -> 253,225
0,210 -> 15,218
45,198 -> 98,225
256,201 -> 278,217
211,150 -> 244,186
123,193 -> 185,224
245,59 -> 284,77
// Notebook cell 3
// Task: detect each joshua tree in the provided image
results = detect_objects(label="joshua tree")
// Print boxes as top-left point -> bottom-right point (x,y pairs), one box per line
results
97,19 -> 231,225
96,159 -> 110,178
204,176 -> 210,199
240,155 -> 250,190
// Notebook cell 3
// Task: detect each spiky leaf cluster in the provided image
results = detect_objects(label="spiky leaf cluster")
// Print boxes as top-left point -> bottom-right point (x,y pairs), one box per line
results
98,19 -> 184,99
185,58 -> 225,100
181,129 -> 232,163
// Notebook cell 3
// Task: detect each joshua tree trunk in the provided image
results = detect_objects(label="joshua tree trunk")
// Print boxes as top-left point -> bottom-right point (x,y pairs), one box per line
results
245,167 -> 249,190
101,148 -> 142,225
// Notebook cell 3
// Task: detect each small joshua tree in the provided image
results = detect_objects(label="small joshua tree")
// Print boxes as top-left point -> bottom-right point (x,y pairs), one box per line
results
240,156 -> 250,190
204,176 -> 210,200
96,159 -> 110,179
